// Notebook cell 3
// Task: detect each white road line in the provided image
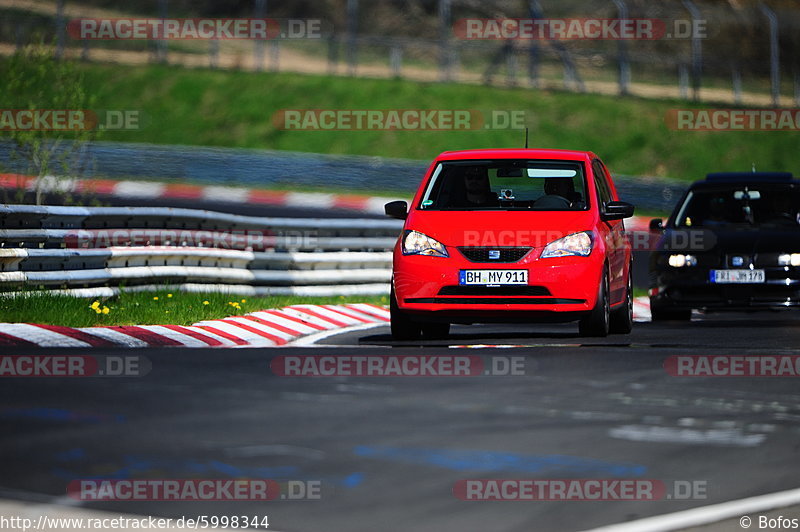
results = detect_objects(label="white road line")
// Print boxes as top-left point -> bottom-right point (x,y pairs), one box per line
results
582,486 -> 800,532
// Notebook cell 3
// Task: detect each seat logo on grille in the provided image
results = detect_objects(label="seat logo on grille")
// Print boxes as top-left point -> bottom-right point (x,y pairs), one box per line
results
488,250 -> 501,260
731,256 -> 744,267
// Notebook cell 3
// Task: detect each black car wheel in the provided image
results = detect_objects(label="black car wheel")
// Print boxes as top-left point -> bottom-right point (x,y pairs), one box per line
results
610,270 -> 634,334
390,287 -> 422,340
579,267 -> 610,337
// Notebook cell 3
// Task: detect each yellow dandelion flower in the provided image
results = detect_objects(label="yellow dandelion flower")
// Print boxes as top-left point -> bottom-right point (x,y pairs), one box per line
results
203,301 -> 210,305
167,293 -> 173,298
95,308 -> 102,314
241,299 -> 247,303
90,301 -> 100,309
101,307 -> 110,315
153,296 -> 159,301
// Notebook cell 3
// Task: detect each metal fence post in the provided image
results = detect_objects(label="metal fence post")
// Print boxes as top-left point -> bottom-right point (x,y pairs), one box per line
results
390,43 -> 403,78
759,3 -> 780,107
55,0 -> 65,59
439,0 -> 452,81
346,0 -> 358,76
253,0 -> 266,72
732,65 -> 742,105
682,0 -> 702,101
157,0 -> 168,63
679,64 -> 689,99
270,40 -> 280,71
612,0 -> 631,95
506,45 -> 518,86
209,39 -> 219,69
527,0 -> 541,88
795,72 -> 800,107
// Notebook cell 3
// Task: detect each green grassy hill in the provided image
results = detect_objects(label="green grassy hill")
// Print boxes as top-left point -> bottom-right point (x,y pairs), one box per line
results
5,59 -> 797,181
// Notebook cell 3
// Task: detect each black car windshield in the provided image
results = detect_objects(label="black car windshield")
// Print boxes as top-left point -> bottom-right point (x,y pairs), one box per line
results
418,160 -> 589,211
674,185 -> 800,228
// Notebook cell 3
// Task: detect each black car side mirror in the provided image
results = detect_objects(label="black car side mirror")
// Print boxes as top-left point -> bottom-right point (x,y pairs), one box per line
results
602,201 -> 635,221
649,218 -> 664,231
385,200 -> 408,220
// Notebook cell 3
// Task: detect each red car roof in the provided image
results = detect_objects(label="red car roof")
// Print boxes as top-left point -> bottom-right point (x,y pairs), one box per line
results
435,148 -> 596,161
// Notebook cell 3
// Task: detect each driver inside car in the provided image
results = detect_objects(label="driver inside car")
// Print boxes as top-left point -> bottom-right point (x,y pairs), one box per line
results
461,166 -> 500,207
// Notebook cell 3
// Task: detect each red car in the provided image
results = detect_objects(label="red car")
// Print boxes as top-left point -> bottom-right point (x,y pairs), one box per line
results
384,148 -> 635,339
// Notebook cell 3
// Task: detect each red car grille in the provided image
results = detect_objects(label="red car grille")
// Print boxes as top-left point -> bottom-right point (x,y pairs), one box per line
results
458,247 -> 532,263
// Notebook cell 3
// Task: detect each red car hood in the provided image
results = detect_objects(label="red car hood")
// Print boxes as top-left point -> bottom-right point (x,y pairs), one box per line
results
405,210 -> 597,248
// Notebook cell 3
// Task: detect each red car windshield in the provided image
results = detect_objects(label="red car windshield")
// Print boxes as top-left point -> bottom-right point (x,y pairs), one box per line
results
418,159 -> 589,211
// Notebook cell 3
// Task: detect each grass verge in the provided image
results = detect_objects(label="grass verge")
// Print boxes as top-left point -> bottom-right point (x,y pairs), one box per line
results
1,59 -> 791,183
0,290 -> 389,327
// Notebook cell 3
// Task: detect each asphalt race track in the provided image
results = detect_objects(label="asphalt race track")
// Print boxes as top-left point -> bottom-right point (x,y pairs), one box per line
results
2,313 -> 800,532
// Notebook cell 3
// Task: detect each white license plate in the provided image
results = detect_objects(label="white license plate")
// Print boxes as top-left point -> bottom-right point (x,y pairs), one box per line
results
710,269 -> 765,284
459,270 -> 528,285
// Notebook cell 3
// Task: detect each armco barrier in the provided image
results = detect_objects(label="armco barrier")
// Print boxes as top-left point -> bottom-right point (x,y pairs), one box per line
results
0,204 -> 401,296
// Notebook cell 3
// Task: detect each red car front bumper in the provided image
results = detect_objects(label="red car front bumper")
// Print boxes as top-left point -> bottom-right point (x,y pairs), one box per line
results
393,244 -> 604,322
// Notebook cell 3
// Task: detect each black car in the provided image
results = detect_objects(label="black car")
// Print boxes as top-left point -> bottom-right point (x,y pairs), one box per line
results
648,172 -> 800,321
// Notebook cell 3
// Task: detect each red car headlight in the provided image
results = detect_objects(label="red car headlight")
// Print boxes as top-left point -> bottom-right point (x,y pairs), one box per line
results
541,231 -> 593,258
402,230 -> 449,258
